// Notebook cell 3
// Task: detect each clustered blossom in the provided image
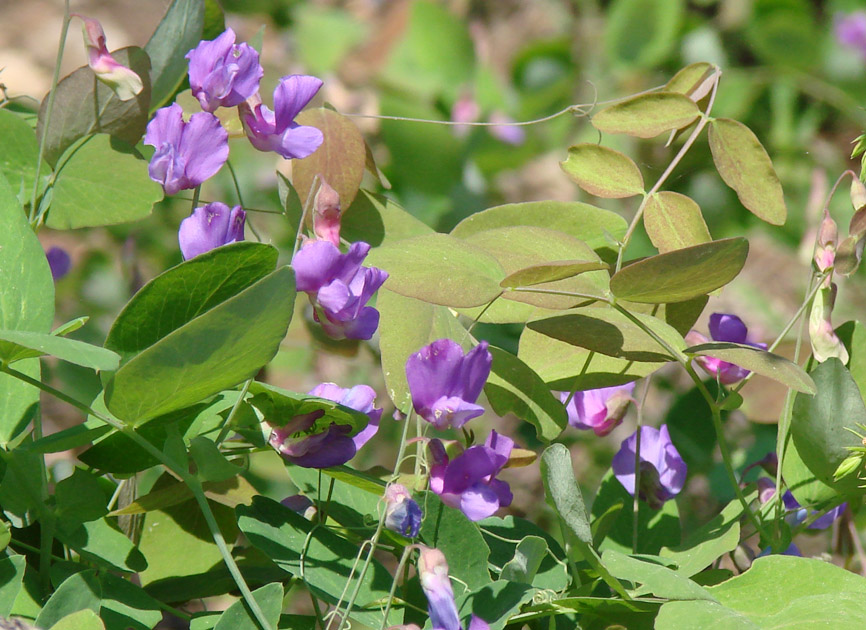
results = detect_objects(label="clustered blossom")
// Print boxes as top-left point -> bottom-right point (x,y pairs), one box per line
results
292,241 -> 389,340
558,382 -> 635,436
756,477 -> 847,530
406,339 -> 493,430
416,546 -> 490,630
79,15 -> 143,101
178,202 -> 245,260
428,431 -> 513,521
686,313 -> 767,384
144,104 -> 229,196
268,383 -> 381,469
186,28 -> 262,112
612,425 -> 687,509
384,484 -> 423,538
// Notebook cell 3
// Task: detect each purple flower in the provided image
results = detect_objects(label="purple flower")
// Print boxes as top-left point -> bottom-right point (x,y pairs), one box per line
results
406,339 -> 493,430
836,12 -> 866,58
241,75 -> 324,159
291,240 -> 388,340
429,431 -> 513,522
144,103 -> 229,195
178,202 -> 245,260
384,484 -> 423,538
612,425 -> 687,509
451,93 -> 480,137
418,546 -> 460,630
268,382 -> 381,468
686,313 -> 767,384
79,15 -> 143,100
488,111 -> 526,145
281,494 -> 316,519
558,382 -> 635,436
756,477 -> 846,530
45,246 -> 71,281
758,543 -> 802,558
186,28 -> 263,112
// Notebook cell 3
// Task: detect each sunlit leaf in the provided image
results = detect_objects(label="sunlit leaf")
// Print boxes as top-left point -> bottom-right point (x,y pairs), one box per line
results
685,342 -> 815,394
592,92 -> 699,138
643,192 -> 711,253
560,143 -> 645,198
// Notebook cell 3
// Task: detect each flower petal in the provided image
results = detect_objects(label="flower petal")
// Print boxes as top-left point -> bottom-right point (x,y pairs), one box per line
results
273,75 -> 323,129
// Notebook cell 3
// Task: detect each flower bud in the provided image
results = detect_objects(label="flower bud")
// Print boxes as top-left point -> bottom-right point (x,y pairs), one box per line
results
814,211 -> 838,272
45,246 -> 71,281
79,16 -> 143,100
418,546 -> 460,630
809,282 -> 849,363
834,454 -> 863,482
852,178 -> 866,212
281,494 -> 317,520
312,179 -> 341,247
384,484 -> 423,538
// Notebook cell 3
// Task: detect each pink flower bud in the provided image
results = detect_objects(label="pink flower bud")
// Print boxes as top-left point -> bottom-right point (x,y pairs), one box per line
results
313,179 -> 342,247
79,16 -> 143,101
809,283 -> 849,363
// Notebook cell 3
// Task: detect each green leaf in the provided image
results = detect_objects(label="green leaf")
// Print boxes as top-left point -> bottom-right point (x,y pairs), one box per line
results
237,496 -> 397,627
708,118 -> 787,226
605,0 -> 683,68
50,609 -> 105,630
540,444 -> 629,598
528,306 -> 686,362
0,555 -> 26,618
377,288 -> 466,412
660,498 -> 744,577
248,381 -> 372,437
455,581 -> 536,630
790,358 -> 866,497
293,108 -> 366,211
656,556 -> 866,629
560,144 -> 645,198
47,134 -> 163,229
666,62 -> 719,100
190,436 -> 243,482
480,516 -> 569,592
643,192 -> 711,253
601,550 -> 716,601
419,491 -> 492,591
286,465 -> 379,531
450,200 -> 628,255
35,571 -> 101,630
836,320 -> 866,404
0,109 -> 48,200
686,342 -> 815,394
36,48 -> 152,166
592,92 -> 700,139
342,190 -> 432,247
56,518 -> 148,574
366,233 -> 505,308
500,260 -> 609,289
145,0 -> 206,111
500,536 -> 548,584
484,346 -> 568,443
295,5 -> 367,76
0,172 -> 53,445
55,468 -> 108,523
214,583 -> 283,630
98,572 -> 163,630
0,329 -> 119,370
590,470 -> 680,556
103,244 -> 294,423
610,238 -> 748,303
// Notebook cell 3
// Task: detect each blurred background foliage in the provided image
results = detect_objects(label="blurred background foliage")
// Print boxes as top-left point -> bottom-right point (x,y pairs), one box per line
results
8,0 -> 866,550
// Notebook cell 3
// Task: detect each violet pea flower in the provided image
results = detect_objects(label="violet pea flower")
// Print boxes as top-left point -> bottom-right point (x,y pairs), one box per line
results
488,111 -> 526,145
756,477 -> 847,530
178,202 -> 245,260
144,103 -> 229,196
241,74 -> 324,159
45,246 -> 71,281
79,15 -> 143,100
686,313 -> 767,385
612,425 -> 687,509
292,240 -> 389,340
186,28 -> 263,112
406,339 -> 493,430
557,382 -> 635,436
836,12 -> 866,58
384,484 -> 423,538
428,431 -> 513,522
418,546 -> 460,630
268,383 -> 381,469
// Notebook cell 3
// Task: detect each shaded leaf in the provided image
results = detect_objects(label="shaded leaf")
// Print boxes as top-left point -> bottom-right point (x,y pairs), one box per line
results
35,571 -> 101,630
145,0 -> 205,111
560,144 -> 645,198
643,192 -> 711,253
601,550 -> 715,601
0,109 -> 48,200
342,189 -> 432,247
605,0 -> 683,69
0,329 -> 119,370
500,260 -> 609,289
610,238 -> 748,303
708,118 -> 787,226
686,342 -> 815,394
592,92 -> 699,138
213,583 -> 282,630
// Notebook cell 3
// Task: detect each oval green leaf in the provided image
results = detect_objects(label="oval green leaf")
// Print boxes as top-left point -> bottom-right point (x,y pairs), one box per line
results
708,118 -> 787,226
666,62 -> 719,101
145,0 -> 206,111
500,260 -> 609,289
561,144 -> 645,198
0,330 -> 119,371
47,134 -> 163,229
0,109 -> 48,200
685,342 -> 815,394
528,306 -> 686,362
610,237 -> 748,303
643,192 -> 711,253
293,108 -> 366,211
592,92 -> 700,139
366,233 -> 505,308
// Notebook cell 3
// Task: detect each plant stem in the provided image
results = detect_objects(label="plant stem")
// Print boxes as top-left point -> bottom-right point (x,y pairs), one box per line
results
378,545 -> 416,630
632,376 -> 653,554
215,379 -> 253,445
30,0 -> 71,224
293,174 -> 320,259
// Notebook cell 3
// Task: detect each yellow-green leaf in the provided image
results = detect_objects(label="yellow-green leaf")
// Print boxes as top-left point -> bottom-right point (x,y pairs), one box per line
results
644,192 -> 711,253
560,144 -> 645,198
592,92 -> 700,139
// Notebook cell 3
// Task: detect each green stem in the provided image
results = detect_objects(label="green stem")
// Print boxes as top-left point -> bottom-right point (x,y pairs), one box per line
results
0,364 -> 274,630
226,160 -> 262,242
30,0 -> 71,223
292,175 -> 320,259
378,545 -> 417,630
615,69 -> 720,273
632,376 -> 652,554
215,379 -> 253,445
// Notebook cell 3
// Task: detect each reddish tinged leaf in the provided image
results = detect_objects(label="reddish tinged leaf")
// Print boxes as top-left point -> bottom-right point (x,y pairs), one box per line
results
560,143 -> 645,198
